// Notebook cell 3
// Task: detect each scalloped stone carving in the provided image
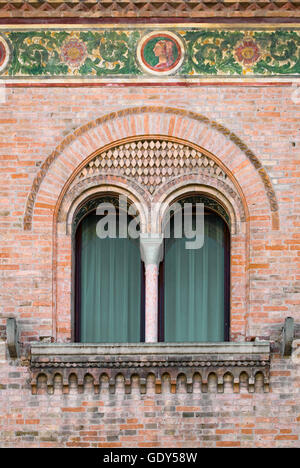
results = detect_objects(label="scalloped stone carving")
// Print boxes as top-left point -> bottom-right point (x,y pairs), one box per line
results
30,342 -> 271,395
0,1 -> 298,18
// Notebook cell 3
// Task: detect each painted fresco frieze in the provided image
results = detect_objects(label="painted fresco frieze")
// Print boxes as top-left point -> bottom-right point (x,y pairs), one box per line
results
0,27 -> 299,81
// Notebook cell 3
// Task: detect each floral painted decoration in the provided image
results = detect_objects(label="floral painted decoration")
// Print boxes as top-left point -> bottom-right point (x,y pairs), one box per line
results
234,39 -> 261,66
61,38 -> 87,68
3,28 -> 300,78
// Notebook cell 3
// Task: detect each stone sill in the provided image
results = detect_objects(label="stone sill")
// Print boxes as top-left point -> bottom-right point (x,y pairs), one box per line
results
31,341 -> 270,362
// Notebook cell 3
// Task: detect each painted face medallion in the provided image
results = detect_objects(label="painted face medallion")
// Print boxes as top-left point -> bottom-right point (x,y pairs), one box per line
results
137,31 -> 184,76
0,37 -> 10,73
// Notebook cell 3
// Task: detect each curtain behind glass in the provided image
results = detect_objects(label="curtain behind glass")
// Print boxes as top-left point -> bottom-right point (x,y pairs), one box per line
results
164,213 -> 225,342
80,213 -> 141,343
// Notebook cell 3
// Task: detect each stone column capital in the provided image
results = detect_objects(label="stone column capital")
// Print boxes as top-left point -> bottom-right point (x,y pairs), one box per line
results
140,234 -> 164,266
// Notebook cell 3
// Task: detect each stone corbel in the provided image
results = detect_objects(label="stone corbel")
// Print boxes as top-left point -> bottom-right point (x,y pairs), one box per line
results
291,340 -> 300,364
0,340 -> 6,362
6,317 -> 19,359
280,317 -> 294,357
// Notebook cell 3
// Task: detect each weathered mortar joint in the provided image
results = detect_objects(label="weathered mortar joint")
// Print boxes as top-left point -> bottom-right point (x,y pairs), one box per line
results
30,342 -> 270,395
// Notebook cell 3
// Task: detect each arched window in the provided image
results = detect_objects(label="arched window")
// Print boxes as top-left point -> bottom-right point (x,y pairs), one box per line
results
74,194 -> 230,344
74,197 -> 145,343
158,196 -> 230,342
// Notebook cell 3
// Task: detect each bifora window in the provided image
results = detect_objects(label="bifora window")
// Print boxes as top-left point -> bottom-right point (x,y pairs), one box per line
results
74,195 -> 230,343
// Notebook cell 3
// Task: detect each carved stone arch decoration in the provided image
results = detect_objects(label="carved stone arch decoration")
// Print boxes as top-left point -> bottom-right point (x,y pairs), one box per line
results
58,175 -> 151,236
23,106 -> 279,233
71,193 -> 141,239
152,176 -> 246,236
59,135 -> 247,236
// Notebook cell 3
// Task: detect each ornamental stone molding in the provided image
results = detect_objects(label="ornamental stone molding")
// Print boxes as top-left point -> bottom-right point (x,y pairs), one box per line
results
30,342 -> 271,395
59,173 -> 243,237
0,1 -> 299,18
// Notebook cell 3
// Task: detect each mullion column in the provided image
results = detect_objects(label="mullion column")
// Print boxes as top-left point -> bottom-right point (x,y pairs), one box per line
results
140,234 -> 164,343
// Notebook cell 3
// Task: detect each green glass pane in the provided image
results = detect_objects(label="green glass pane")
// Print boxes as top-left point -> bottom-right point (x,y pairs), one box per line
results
164,213 -> 225,342
80,213 -> 141,343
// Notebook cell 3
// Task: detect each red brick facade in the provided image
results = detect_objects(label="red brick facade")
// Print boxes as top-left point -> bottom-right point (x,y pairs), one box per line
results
0,9 -> 300,448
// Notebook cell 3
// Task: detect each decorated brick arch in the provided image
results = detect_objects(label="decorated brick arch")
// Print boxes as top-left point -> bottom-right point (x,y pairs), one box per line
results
24,106 -> 279,232
23,106 -> 279,341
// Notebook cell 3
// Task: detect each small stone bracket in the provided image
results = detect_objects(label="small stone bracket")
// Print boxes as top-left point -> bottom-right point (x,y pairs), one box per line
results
280,317 -> 294,357
0,340 -> 6,362
291,340 -> 300,364
6,318 -> 19,359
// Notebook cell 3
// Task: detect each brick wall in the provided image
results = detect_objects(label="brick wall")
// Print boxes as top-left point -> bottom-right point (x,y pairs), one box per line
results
0,84 -> 299,447
1,85 -> 299,342
0,354 -> 299,448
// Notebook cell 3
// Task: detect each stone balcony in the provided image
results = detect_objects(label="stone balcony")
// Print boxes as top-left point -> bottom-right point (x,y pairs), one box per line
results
30,341 -> 270,394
